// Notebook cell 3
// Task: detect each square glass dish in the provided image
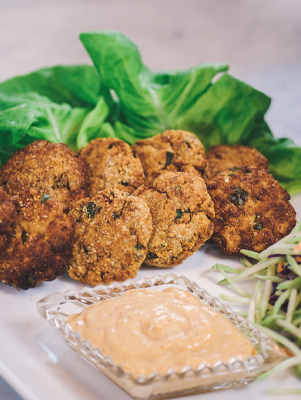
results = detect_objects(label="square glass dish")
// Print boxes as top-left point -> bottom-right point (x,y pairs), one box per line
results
37,273 -> 285,400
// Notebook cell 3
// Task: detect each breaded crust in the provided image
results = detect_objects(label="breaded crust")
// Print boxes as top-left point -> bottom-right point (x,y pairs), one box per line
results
134,172 -> 215,267
207,167 -> 296,254
0,189 -> 75,289
0,187 -> 16,253
0,140 -> 89,205
67,187 -> 152,285
204,145 -> 269,181
132,130 -> 207,185
79,138 -> 145,196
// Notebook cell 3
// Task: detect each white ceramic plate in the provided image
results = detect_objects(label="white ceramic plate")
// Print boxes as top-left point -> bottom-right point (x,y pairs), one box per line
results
1,194 -> 301,400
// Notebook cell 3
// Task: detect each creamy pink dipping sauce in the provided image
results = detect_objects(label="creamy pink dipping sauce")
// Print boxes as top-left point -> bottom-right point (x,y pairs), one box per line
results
67,287 -> 256,376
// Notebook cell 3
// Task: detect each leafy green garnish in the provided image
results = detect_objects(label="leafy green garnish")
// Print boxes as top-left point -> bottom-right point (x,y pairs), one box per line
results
80,31 -> 227,140
213,223 -> 301,383
0,65 -> 114,163
0,30 -> 300,194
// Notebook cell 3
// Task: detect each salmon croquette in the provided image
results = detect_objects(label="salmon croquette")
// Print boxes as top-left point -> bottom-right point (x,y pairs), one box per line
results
204,145 -> 269,181
132,130 -> 207,185
0,189 -> 75,289
0,140 -> 89,205
207,167 -> 296,254
134,172 -> 215,267
79,138 -> 145,196
67,188 -> 152,285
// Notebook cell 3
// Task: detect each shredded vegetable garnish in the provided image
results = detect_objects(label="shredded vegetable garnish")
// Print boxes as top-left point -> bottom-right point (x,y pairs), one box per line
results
211,222 -> 301,393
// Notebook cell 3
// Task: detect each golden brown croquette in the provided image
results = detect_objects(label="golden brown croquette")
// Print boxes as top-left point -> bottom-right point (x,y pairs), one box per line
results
132,130 -> 207,185
207,167 -> 296,254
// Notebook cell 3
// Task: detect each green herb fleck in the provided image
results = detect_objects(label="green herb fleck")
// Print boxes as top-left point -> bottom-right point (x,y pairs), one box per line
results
184,209 -> 190,213
229,167 -> 240,172
87,202 -> 96,218
113,211 -> 121,220
185,141 -> 191,148
229,187 -> 248,207
176,209 -> 183,219
136,244 -> 142,251
160,244 -> 165,247
26,273 -> 36,289
147,251 -> 158,260
121,181 -> 129,186
126,193 -> 131,196
20,272 -> 36,290
110,191 -> 115,197
166,152 -> 174,166
228,173 -> 234,177
254,222 -> 264,231
254,216 -> 264,231
22,230 -> 28,243
41,193 -> 51,203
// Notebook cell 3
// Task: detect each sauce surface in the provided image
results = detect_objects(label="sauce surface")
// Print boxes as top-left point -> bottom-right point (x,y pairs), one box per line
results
68,287 -> 256,376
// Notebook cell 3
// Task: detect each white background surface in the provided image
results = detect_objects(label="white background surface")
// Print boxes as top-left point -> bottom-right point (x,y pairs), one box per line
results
0,1 -> 301,399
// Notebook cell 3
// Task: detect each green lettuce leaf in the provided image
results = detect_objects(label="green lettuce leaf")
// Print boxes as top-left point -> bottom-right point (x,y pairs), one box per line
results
80,30 -> 228,136
76,96 -> 115,149
246,120 -> 301,195
0,65 -> 100,108
0,92 -> 89,162
0,65 -> 114,164
177,74 -> 301,194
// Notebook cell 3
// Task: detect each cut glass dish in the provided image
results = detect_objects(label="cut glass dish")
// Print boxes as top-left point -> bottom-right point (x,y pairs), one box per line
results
37,273 -> 285,400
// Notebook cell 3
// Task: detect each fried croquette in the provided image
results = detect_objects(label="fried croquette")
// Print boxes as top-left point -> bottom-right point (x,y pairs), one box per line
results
132,130 -> 207,185
207,167 -> 296,254
0,140 -> 89,205
134,172 -> 215,267
79,138 -> 145,196
67,187 -> 152,285
204,145 -> 269,181
0,189 -> 75,289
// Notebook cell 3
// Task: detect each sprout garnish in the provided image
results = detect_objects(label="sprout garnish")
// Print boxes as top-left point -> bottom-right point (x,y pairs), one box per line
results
211,222 -> 301,393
